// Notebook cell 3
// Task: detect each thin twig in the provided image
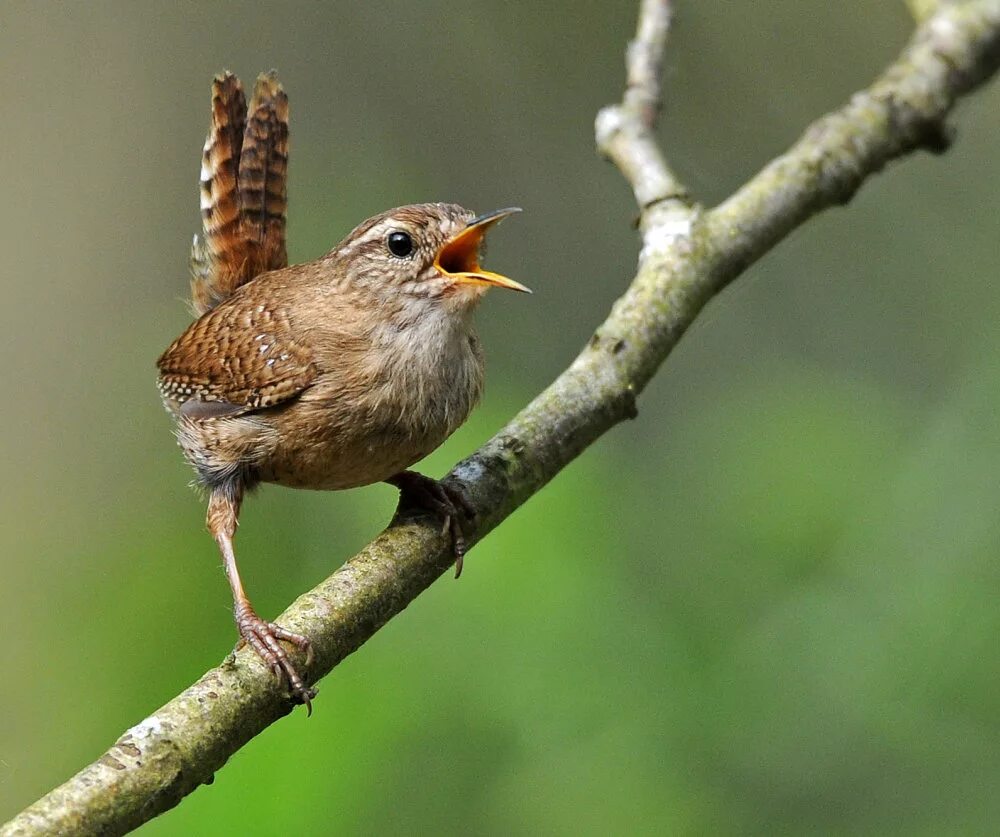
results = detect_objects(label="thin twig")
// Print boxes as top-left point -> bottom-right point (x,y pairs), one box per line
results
625,0 -> 673,126
5,1 -> 1000,834
596,0 -> 690,211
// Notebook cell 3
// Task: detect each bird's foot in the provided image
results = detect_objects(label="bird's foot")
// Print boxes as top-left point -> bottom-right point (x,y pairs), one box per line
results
234,605 -> 316,714
388,471 -> 476,578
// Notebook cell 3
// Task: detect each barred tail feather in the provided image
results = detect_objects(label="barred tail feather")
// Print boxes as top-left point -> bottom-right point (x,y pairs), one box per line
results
189,71 -> 289,316
191,72 -> 248,315
238,71 -> 289,279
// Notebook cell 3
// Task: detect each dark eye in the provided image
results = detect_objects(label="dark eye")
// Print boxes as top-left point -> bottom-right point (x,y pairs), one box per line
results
387,231 -> 414,258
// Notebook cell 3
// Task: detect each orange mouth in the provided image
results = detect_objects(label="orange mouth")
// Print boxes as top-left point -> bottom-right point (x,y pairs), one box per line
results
434,207 -> 530,293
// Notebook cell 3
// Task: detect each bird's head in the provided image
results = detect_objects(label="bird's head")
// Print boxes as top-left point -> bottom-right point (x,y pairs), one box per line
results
328,202 -> 528,311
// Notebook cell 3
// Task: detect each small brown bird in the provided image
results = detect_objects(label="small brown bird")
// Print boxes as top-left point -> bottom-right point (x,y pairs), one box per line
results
157,72 -> 527,710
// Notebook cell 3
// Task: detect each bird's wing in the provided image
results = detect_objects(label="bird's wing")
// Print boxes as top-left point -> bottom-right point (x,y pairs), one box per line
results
190,71 -> 289,316
157,294 -> 315,416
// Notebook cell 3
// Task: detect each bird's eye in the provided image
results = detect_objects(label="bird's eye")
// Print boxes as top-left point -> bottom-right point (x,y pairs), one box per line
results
387,231 -> 414,258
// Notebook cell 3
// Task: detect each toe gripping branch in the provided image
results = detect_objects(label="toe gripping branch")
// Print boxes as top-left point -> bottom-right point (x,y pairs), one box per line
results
234,603 -> 316,714
388,471 -> 477,578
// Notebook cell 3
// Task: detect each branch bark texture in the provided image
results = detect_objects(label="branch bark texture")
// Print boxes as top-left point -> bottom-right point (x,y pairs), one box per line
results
6,1 -> 1000,833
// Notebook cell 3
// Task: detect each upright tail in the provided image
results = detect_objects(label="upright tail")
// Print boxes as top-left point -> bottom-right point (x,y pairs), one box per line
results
238,72 -> 289,282
190,71 -> 289,316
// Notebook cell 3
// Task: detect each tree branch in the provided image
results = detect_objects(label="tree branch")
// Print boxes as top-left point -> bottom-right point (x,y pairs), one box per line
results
5,1 -> 1000,834
596,0 -> 691,210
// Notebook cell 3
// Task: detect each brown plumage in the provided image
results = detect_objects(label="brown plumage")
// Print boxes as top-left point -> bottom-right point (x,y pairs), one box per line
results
161,164 -> 527,707
191,71 -> 289,316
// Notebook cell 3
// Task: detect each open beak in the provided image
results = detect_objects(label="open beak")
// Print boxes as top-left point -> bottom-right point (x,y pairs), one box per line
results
434,207 -> 530,293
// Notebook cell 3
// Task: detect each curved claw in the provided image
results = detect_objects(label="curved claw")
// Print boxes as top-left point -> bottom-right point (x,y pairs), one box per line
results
235,606 -> 316,713
388,471 -> 477,577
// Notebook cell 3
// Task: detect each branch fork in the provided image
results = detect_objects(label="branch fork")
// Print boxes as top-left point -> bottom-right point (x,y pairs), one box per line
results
6,1 -> 1000,833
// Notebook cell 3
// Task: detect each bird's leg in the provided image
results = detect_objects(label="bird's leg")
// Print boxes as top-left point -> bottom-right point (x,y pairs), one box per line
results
387,471 -> 476,578
206,484 -> 316,712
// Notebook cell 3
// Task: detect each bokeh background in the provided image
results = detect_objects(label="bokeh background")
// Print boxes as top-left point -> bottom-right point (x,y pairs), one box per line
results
3,1 -> 1000,833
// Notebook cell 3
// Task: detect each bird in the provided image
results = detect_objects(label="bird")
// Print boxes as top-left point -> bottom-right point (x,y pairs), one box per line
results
156,72 -> 528,711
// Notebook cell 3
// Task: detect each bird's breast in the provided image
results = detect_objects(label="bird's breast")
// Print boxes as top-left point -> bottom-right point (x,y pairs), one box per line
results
259,316 -> 484,490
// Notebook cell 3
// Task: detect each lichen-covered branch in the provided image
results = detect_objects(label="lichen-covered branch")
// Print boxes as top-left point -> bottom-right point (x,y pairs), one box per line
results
706,0 -> 1000,284
5,1 -> 1000,834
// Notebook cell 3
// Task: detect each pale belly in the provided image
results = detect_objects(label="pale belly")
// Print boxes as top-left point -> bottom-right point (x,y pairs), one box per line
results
254,396 -> 457,491
259,427 -> 446,490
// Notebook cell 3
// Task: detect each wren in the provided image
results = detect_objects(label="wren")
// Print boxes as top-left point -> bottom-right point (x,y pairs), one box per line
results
157,72 -> 527,710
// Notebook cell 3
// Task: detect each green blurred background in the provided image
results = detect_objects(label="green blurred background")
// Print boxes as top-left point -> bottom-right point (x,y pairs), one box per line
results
3,1 -> 1000,833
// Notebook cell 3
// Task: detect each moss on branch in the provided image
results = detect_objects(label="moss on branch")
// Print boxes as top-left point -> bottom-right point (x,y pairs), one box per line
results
4,1 -> 1000,833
